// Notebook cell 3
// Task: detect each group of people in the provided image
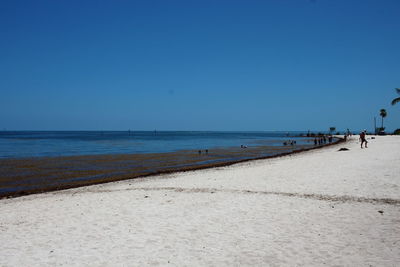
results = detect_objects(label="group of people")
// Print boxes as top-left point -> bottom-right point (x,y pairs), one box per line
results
313,135 -> 334,146
282,140 -> 297,146
311,129 -> 368,149
198,149 -> 209,155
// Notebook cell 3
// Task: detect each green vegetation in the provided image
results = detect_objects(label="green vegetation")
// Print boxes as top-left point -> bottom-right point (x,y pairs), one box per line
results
391,88 -> 400,106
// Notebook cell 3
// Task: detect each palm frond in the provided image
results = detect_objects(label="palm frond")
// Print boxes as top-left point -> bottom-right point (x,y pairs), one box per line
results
392,97 -> 400,106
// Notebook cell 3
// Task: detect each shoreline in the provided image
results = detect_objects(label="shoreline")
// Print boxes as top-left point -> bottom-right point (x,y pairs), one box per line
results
0,138 -> 344,199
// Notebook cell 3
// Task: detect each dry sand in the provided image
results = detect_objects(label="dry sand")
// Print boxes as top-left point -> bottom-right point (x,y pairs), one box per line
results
0,136 -> 399,266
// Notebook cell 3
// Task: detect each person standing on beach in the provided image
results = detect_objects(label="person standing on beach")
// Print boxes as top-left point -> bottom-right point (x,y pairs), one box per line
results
359,130 -> 368,148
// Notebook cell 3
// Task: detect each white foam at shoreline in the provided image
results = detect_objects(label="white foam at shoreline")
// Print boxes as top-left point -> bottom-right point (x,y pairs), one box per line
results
0,136 -> 399,266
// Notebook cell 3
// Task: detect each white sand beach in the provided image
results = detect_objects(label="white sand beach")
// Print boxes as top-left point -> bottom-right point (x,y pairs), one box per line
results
0,136 -> 399,266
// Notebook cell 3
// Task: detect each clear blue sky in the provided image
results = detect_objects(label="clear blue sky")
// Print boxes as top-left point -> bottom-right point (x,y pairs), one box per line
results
1,0 -> 399,132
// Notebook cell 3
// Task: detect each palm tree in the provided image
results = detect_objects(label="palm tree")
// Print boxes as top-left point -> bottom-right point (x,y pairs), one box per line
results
392,88 -> 400,106
380,109 -> 387,130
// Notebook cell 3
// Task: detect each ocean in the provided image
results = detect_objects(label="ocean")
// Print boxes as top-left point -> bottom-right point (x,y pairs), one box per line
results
0,131 -> 310,158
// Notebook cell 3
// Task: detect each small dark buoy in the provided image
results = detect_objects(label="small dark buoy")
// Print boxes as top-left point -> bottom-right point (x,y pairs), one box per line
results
338,148 -> 349,151
378,210 -> 384,214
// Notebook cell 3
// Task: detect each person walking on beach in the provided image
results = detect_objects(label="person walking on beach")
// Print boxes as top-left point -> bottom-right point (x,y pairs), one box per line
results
359,130 -> 368,148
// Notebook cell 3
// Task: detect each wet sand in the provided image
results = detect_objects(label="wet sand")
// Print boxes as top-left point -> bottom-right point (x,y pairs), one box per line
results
0,140 -> 340,198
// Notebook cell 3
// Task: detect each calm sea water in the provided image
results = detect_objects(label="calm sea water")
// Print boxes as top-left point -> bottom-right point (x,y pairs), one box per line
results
0,131 -> 309,158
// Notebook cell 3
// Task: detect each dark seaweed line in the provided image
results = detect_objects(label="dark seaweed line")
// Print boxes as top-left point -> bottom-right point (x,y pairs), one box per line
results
88,186 -> 400,206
